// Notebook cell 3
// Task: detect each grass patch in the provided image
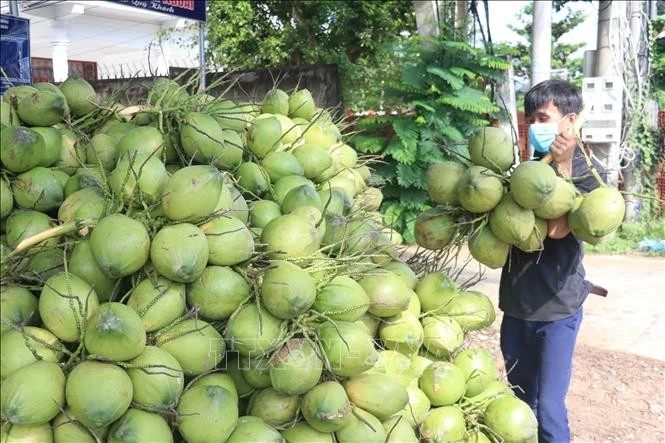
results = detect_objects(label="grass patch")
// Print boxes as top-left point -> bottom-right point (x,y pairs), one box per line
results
584,215 -> 665,256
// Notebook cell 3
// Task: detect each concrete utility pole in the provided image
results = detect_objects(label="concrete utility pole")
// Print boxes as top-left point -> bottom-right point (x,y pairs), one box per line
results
590,0 -> 623,187
413,0 -> 440,37
530,0 -> 552,86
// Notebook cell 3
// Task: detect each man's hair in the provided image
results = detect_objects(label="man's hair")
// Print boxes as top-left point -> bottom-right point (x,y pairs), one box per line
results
524,79 -> 583,117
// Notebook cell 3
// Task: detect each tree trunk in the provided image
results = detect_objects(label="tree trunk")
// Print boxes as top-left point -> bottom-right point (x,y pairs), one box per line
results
413,0 -> 440,37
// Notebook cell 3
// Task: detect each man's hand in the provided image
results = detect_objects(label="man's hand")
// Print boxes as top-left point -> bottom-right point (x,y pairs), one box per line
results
550,132 -> 576,176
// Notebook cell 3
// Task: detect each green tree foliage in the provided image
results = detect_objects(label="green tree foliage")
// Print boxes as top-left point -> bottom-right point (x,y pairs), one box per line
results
493,3 -> 588,85
351,37 -> 509,242
198,1 -> 416,110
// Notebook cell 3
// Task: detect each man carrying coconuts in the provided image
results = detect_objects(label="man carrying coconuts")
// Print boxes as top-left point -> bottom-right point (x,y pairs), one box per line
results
499,79 -> 607,443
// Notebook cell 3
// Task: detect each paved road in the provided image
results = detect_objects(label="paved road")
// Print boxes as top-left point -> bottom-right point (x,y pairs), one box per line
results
458,252 -> 665,361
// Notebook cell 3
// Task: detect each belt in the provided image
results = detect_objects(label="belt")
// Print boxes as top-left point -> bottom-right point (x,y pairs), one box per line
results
590,284 -> 608,297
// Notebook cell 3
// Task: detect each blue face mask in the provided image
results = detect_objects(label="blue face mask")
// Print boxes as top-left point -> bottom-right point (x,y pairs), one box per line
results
528,115 -> 571,153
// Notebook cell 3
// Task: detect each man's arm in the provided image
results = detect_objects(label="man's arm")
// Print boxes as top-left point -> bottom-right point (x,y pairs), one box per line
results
548,214 -> 570,239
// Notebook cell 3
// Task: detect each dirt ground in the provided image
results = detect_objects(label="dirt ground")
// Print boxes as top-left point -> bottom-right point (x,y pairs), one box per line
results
457,252 -> 665,443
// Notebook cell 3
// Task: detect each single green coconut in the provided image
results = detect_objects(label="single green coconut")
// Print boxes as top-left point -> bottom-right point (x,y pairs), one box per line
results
568,186 -> 625,244
516,216 -> 549,252
468,126 -> 515,172
426,161 -> 467,205
59,76 -> 97,117
533,176 -> 578,219
456,166 -> 505,213
17,91 -> 68,126
488,194 -> 536,245
468,225 -> 510,269
509,160 -> 557,209
414,207 -> 458,250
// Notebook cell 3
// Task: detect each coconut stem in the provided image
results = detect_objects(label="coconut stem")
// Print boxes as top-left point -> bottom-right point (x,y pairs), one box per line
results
10,221 -> 90,256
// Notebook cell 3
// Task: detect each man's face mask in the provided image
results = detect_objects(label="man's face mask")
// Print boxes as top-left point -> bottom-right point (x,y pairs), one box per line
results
528,115 -> 572,153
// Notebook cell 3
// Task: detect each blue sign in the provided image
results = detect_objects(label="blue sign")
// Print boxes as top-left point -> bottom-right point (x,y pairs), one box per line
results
0,14 -> 32,95
109,0 -> 206,22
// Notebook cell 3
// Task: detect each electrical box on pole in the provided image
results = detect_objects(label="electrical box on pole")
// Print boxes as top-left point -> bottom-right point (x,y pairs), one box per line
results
580,77 -> 623,144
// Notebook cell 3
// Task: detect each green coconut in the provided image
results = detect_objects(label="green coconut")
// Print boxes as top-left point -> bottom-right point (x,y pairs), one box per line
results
109,153 -> 168,205
66,361 -> 132,429
188,372 -> 238,400
261,260 -> 316,319
452,347 -> 498,397
301,381 -> 353,433
199,215 -> 254,266
568,186 -> 625,243
56,128 -> 86,174
261,151 -> 304,182
250,199 -> 282,228
155,318 -> 225,376
51,408 -> 108,443
0,326 -> 63,380
207,99 -> 251,131
161,165 -> 223,221
177,385 -> 238,443
0,422 -> 54,443
0,126 -> 45,173
282,422 -> 334,443
488,194 -> 536,245
57,187 -> 106,224
282,183 -> 323,213
2,85 -> 38,104
148,77 -> 188,107
237,162 -> 271,196
317,320 -> 378,377
510,160 -> 557,209
63,166 -> 106,197
247,387 -> 300,427
225,304 -> 284,356
261,89 -> 290,115
4,209 -> 53,250
468,127 -> 515,172
186,265 -> 250,321
379,310 -> 425,356
312,275 -> 370,321
180,112 -> 243,170
272,175 -> 311,204
358,271 -> 411,317
288,89 -> 316,120
270,338 -> 323,395
421,315 -> 464,358
419,406 -> 466,443
261,213 -> 321,260
90,214 -> 150,278
150,223 -> 208,282
0,286 -> 39,334
456,166 -> 505,213
59,76 -> 97,117
383,416 -> 418,443
17,91 -> 68,126
395,384 -> 431,428
68,241 -> 117,302
38,272 -> 100,342
335,407 -> 385,443
415,271 -> 459,313
442,290 -> 496,332
1,361 -> 65,426
483,396 -> 538,443
293,143 -> 333,180
468,225 -> 510,269
352,187 -> 383,212
426,161 -> 467,205
1,177 -> 13,219
247,115 -> 283,158
125,346 -> 184,410
31,126 -> 62,167
240,354 -> 272,389
221,353 -> 255,399
107,408 -> 173,443
343,374 -> 409,420
516,216 -> 549,252
533,176 -> 578,219
116,126 -> 164,158
225,416 -> 282,443
11,166 -> 64,212
418,361 -> 466,406
84,302 -> 146,361
414,207 -> 458,250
